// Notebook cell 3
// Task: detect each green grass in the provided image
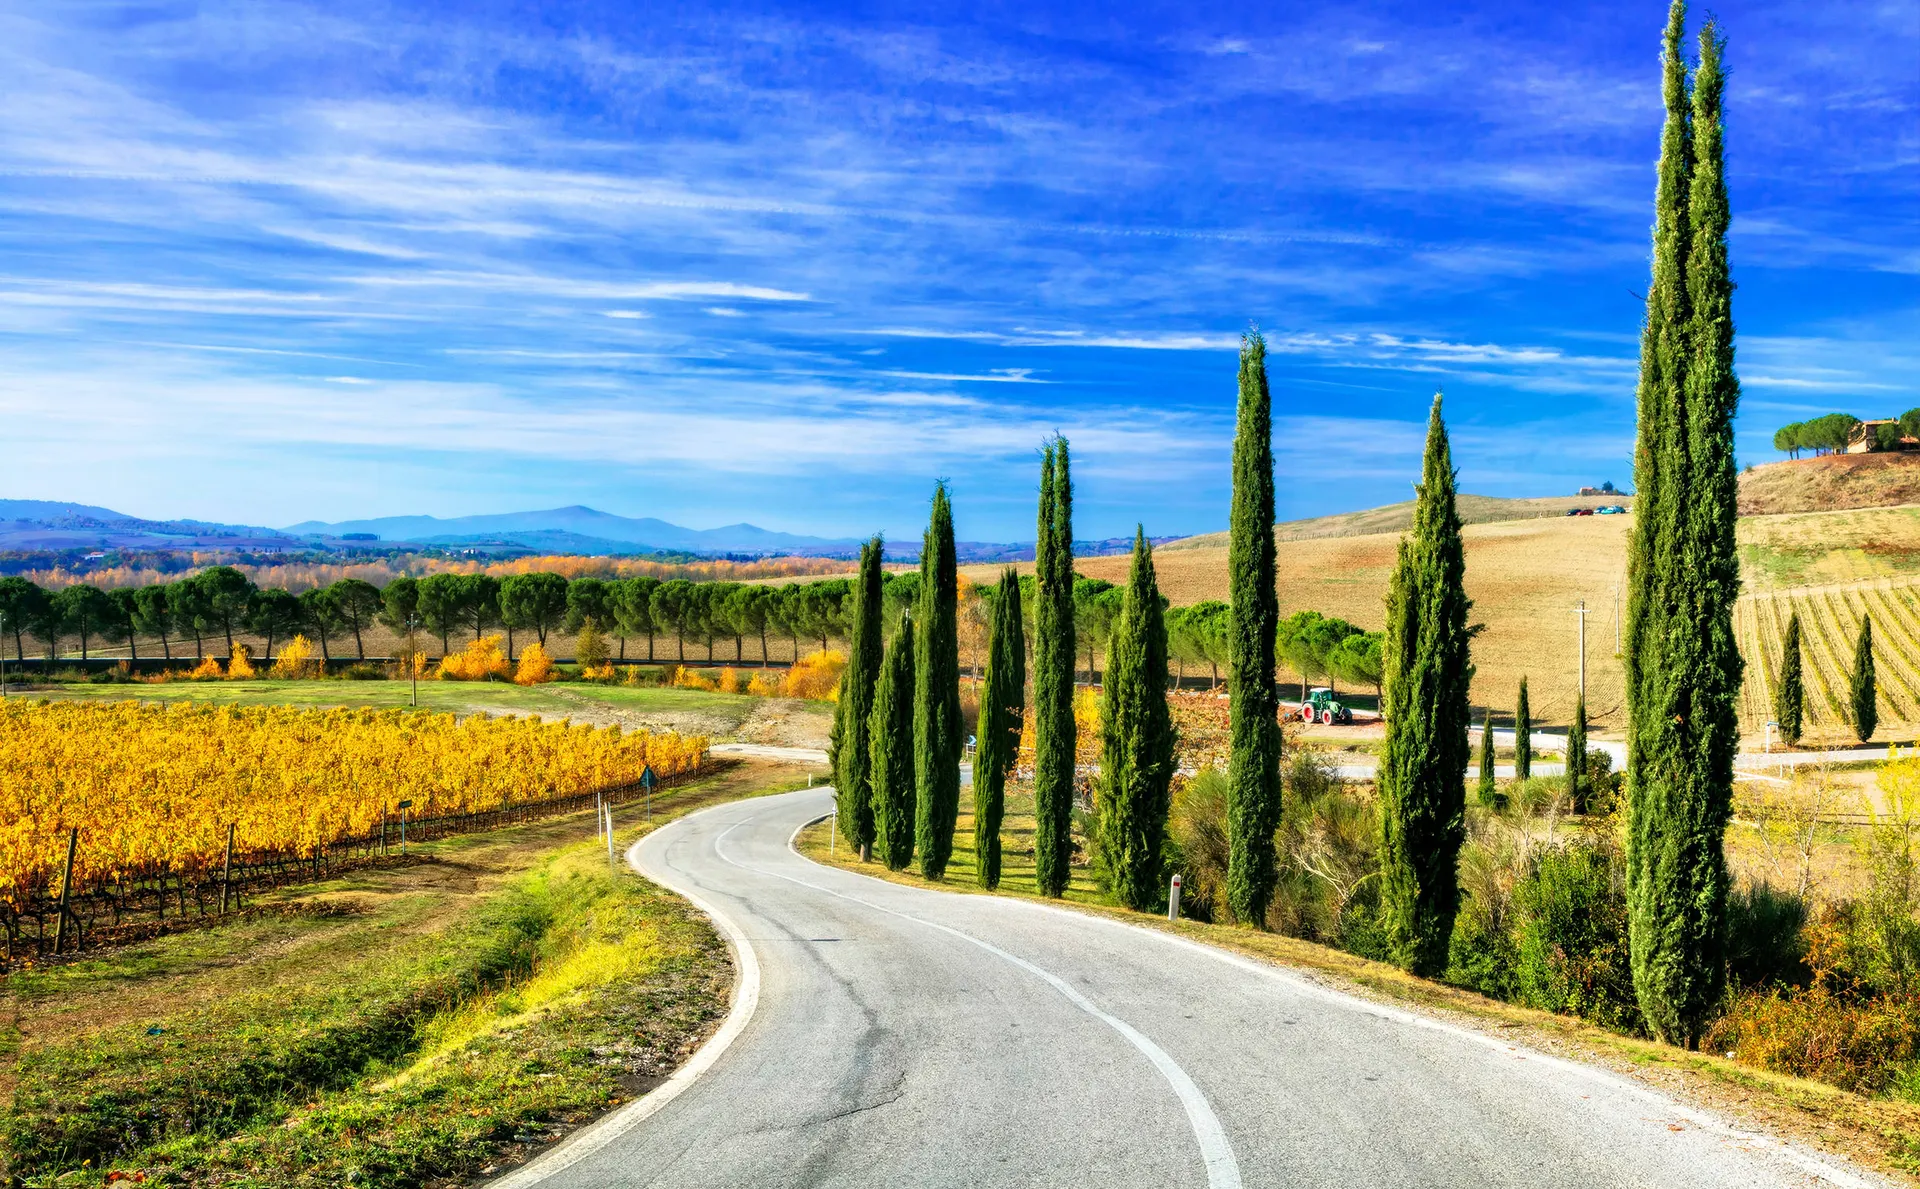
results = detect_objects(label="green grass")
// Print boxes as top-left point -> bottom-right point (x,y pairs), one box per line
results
0,761 -> 820,1189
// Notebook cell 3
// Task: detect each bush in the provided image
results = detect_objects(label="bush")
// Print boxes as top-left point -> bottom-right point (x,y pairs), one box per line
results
440,636 -> 510,682
1511,841 -> 1640,1032
226,644 -> 257,680
1727,881 -> 1810,990
1167,769 -> 1230,923
513,643 -> 556,686
1706,987 -> 1920,1095
1447,837 -> 1522,1000
782,650 -> 845,700
270,635 -> 317,679
340,662 -> 386,681
1268,777 -> 1378,944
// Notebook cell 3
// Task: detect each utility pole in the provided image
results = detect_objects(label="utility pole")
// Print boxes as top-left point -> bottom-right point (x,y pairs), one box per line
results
407,615 -> 419,707
1574,600 -> 1590,702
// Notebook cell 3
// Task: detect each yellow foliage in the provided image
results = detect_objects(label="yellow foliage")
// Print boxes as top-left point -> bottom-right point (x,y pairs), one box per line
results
674,666 -> 717,692
747,672 -> 781,697
187,656 -> 223,680
439,635 -> 511,681
271,635 -> 317,679
621,665 -> 643,687
784,650 -> 845,701
514,642 -> 557,686
0,701 -> 709,907
718,667 -> 745,694
581,662 -> 617,682
226,643 -> 256,680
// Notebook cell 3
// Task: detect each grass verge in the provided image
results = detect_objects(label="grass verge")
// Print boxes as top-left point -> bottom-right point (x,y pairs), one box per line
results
795,791 -> 1920,1185
0,759 -> 825,1189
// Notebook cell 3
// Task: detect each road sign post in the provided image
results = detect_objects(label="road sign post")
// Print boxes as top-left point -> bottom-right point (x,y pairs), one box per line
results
397,799 -> 412,855
641,764 -> 657,821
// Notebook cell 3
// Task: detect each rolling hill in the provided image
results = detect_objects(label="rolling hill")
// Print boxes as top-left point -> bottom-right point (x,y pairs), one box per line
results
1739,451 -> 1920,516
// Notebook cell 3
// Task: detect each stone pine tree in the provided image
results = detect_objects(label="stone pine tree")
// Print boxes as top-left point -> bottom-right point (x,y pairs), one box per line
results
1477,711 -> 1499,808
1568,693 -> 1589,814
1377,395 -> 1473,977
829,537 -> 884,859
1033,438 -> 1077,897
973,569 -> 1025,888
914,484 -> 963,880
1776,613 -> 1804,746
870,614 -> 917,871
1226,331 -> 1283,927
1098,529 -> 1177,912
1850,616 -> 1877,743
1624,5 -> 1744,1049
1513,679 -> 1532,781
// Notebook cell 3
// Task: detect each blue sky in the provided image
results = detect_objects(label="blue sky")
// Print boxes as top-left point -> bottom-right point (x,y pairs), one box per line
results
0,1 -> 1913,542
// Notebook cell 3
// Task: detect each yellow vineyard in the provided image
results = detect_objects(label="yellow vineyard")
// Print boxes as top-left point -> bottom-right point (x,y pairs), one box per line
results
0,701 -> 707,910
1736,577 -> 1920,738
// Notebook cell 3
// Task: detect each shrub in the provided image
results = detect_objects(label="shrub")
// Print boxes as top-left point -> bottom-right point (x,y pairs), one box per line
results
513,642 -> 556,686
673,666 -> 717,691
1269,776 -> 1378,944
575,617 -> 610,670
1447,836 -> 1522,1000
439,636 -> 510,682
1511,841 -> 1640,1032
270,635 -> 316,679
186,656 -> 224,681
747,672 -> 781,697
1167,769 -> 1230,923
340,662 -> 385,681
1706,987 -> 1920,1095
226,644 -> 257,680
1727,881 -> 1810,989
783,650 -> 845,701
718,667 -> 746,695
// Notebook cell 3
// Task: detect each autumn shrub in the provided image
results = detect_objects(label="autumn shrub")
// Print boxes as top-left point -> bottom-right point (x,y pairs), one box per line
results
673,666 -> 717,692
1706,986 -> 1920,1095
747,671 -> 781,697
270,635 -> 317,679
439,636 -> 510,682
226,644 -> 257,680
718,667 -> 746,695
575,617 -> 610,670
579,662 -> 617,682
513,643 -> 556,686
186,656 -> 224,681
782,650 -> 845,701
1510,840 -> 1640,1032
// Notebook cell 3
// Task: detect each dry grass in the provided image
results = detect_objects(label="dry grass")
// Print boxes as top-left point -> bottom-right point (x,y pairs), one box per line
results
1741,453 -> 1920,518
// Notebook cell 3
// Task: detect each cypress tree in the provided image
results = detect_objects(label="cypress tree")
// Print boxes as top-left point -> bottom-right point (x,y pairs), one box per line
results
1626,5 -> 1744,1048
973,568 -> 1025,888
1033,438 -> 1077,897
1477,711 -> 1499,808
1850,616 -> 1876,743
1513,678 -> 1532,781
915,484 -> 963,880
1097,529 -> 1176,912
1776,612 -> 1804,746
1567,693 -> 1589,814
1377,395 -> 1473,977
829,536 -> 884,858
870,615 -> 916,871
1226,332 -> 1282,926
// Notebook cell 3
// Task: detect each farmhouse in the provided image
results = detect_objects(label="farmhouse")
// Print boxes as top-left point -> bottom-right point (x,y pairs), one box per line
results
1846,419 -> 1920,454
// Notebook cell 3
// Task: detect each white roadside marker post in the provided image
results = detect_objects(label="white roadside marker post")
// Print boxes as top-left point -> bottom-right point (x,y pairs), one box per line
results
1167,873 -> 1182,921
829,810 -> 836,857
605,805 -> 615,868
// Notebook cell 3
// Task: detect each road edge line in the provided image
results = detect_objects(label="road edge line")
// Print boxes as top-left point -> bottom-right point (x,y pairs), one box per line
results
486,811 -> 765,1189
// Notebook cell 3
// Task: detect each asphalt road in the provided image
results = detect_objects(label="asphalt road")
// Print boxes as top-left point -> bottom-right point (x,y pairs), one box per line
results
502,788 -> 1878,1189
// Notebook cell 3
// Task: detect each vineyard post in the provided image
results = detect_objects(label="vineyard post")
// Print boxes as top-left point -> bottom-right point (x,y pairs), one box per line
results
220,823 -> 235,914
604,805 -> 615,868
398,799 -> 412,855
52,827 -> 78,954
380,805 -> 387,856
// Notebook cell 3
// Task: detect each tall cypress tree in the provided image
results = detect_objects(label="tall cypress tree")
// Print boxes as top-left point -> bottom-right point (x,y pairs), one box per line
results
829,537 -> 884,858
1033,438 -> 1077,897
870,615 -> 916,871
973,569 -> 1025,888
915,484 -> 963,880
1098,529 -> 1176,912
1851,616 -> 1876,743
1226,332 -> 1282,926
1477,711 -> 1499,808
1377,395 -> 1473,977
1776,612 -> 1804,746
1626,5 -> 1743,1048
1567,693 -> 1589,814
1513,678 -> 1532,781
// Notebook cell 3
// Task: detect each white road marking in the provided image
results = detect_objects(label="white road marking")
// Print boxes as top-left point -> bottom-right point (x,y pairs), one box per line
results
697,811 -> 1245,1189
487,814 -> 764,1189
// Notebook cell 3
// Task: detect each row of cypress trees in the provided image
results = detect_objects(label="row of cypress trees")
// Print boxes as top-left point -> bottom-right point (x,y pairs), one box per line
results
829,483 -> 965,876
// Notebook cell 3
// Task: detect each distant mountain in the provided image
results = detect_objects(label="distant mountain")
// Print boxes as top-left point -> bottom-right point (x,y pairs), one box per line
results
0,499 -> 296,552
285,506 -> 861,555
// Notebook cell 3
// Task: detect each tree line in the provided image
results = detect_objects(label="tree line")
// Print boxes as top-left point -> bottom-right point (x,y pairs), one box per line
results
1772,409 -> 1920,458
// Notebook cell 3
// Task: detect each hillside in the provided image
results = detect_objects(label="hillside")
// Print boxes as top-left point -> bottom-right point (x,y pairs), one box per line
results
1739,452 -> 1920,516
1165,493 -> 1630,549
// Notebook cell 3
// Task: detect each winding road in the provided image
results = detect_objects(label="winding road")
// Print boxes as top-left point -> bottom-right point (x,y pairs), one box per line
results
500,788 -> 1878,1189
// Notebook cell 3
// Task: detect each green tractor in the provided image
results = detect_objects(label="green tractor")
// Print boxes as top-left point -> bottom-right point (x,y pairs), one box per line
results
1298,687 -> 1354,726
